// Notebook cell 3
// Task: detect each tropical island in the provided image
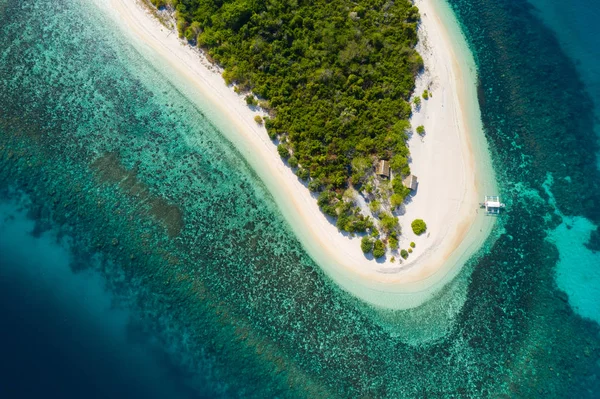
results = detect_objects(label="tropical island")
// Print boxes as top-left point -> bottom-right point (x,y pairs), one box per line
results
147,0 -> 426,258
109,0 -> 497,308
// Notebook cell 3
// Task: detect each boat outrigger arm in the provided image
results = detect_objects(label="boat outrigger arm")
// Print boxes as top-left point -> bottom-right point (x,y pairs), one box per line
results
479,195 -> 506,215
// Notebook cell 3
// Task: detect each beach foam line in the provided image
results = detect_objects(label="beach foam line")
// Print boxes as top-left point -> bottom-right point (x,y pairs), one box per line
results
102,0 -> 497,309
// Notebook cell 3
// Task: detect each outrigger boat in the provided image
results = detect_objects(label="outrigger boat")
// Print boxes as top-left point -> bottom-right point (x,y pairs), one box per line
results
479,195 -> 506,215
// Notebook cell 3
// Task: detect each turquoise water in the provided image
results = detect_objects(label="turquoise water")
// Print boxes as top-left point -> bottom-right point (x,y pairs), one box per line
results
0,0 -> 599,397
521,0 -> 600,323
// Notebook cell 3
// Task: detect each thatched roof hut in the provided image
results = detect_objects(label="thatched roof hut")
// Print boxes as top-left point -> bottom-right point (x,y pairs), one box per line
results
403,174 -> 418,190
376,160 -> 390,178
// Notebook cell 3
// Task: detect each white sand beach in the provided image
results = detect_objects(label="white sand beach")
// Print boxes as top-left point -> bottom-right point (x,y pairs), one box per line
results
104,0 -> 497,309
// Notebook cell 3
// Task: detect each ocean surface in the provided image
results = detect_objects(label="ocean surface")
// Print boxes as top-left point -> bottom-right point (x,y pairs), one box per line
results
0,0 -> 598,397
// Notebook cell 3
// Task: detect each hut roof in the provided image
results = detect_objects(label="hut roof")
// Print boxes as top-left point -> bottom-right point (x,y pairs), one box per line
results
376,160 -> 390,177
403,174 -> 418,190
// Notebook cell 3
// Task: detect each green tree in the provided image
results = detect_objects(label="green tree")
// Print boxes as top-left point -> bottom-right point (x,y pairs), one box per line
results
401,249 -> 409,259
411,219 -> 427,235
351,156 -> 372,184
296,168 -> 309,181
373,240 -> 386,258
184,21 -> 202,42
164,0 -> 423,243
277,144 -> 290,159
308,178 -> 322,192
245,94 -> 258,106
416,125 -> 425,136
389,236 -> 399,250
288,156 -> 298,168
390,154 -> 409,173
369,200 -> 381,213
361,236 -> 374,254
390,193 -> 404,208
380,213 -> 399,233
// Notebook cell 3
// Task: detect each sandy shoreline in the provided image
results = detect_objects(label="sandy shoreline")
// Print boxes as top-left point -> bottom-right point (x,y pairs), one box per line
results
104,0 -> 497,309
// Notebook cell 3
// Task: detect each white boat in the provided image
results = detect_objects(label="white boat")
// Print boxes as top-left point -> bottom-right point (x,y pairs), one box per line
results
479,195 -> 506,215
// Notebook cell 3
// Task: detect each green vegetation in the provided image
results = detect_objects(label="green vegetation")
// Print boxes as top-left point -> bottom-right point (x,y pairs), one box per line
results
254,115 -> 263,124
410,241 -> 415,248
351,157 -> 372,185
288,156 -> 298,168
400,249 -> 409,259
277,143 -> 290,159
361,236 -> 373,254
389,235 -> 399,250
245,94 -> 258,107
416,125 -> 425,136
165,0 -> 422,236
390,153 -> 411,177
390,193 -> 404,209
422,89 -> 429,99
373,239 -> 386,258
369,200 -> 381,214
379,212 -> 399,233
308,178 -> 322,192
413,96 -> 421,108
408,247 -> 413,253
411,219 -> 427,235
296,167 -> 309,180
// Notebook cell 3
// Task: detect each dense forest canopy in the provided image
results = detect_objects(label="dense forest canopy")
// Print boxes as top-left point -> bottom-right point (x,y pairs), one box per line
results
151,0 -> 422,253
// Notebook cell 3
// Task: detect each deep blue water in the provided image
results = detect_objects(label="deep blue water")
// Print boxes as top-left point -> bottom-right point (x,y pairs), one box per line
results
0,198 -> 200,398
1,0 -> 599,397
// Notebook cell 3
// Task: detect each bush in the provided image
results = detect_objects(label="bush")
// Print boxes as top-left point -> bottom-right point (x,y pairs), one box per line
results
390,154 -> 409,173
277,144 -> 290,159
245,94 -> 258,106
288,156 -> 298,168
373,240 -> 386,258
296,168 -> 309,181
308,179 -> 322,192
361,236 -> 374,254
408,247 -> 413,253
317,190 -> 335,208
416,125 -> 425,136
411,219 -> 427,235
351,156 -> 372,184
369,200 -> 381,213
390,193 -> 404,208
410,241 -> 415,248
392,176 -> 411,198
380,213 -> 398,233
413,96 -> 421,107
400,249 -> 409,259
184,21 -> 202,42
389,235 -> 399,250
422,89 -> 429,100
254,115 -> 263,125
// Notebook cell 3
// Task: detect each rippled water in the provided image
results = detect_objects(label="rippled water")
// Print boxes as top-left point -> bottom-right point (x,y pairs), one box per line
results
0,0 -> 598,397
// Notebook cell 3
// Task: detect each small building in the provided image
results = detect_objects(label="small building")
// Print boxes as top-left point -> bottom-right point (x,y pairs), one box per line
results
403,174 -> 418,190
376,160 -> 390,178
